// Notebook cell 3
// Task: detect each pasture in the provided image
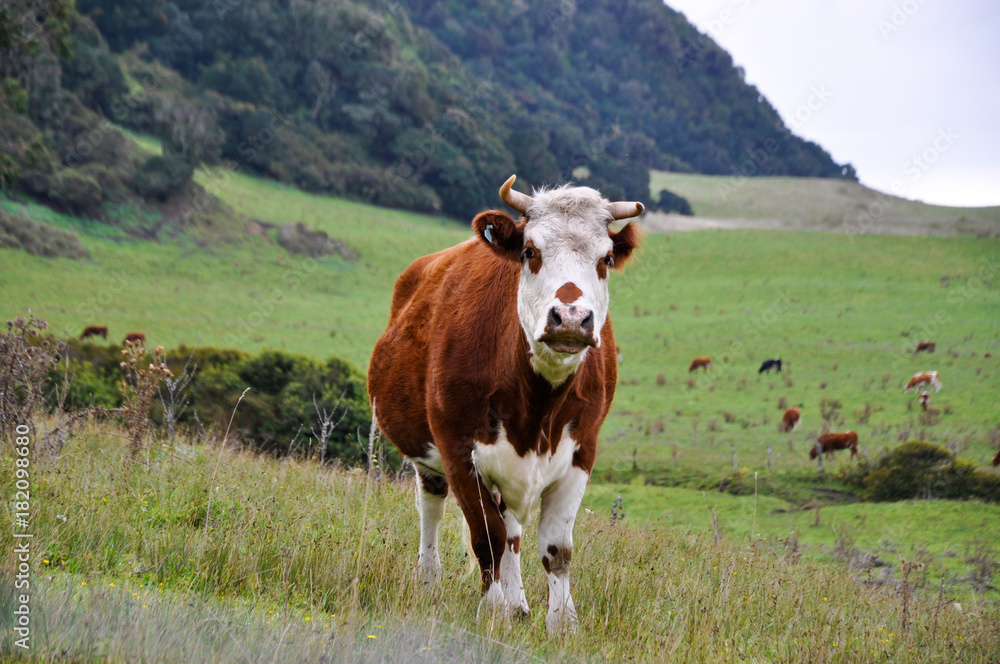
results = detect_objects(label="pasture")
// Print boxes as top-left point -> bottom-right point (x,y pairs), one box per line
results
2,165 -> 1000,661
649,171 -> 1000,235
4,424 -> 998,663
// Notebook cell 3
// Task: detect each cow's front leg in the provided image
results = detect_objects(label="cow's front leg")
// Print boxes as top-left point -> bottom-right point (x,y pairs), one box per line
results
414,467 -> 448,585
537,466 -> 589,635
499,508 -> 530,618
443,449 -> 507,615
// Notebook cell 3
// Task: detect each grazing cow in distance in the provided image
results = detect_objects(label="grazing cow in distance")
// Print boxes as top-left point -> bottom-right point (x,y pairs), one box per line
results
918,391 -> 930,412
914,341 -> 936,353
758,358 -> 782,374
80,325 -> 108,340
904,370 -> 941,393
993,450 -> 1000,467
781,406 -> 801,432
810,431 -> 859,459
368,174 -> 643,634
688,356 -> 711,372
123,331 -> 146,345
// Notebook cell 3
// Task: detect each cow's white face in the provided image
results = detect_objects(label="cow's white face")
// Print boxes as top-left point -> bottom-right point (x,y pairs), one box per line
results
474,178 -> 643,386
517,188 -> 616,384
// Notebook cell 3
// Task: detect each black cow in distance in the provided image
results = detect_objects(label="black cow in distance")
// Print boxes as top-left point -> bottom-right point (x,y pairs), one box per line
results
758,358 -> 782,374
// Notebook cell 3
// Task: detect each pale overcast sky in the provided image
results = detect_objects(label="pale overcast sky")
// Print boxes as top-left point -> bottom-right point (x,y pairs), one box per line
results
663,0 -> 1000,208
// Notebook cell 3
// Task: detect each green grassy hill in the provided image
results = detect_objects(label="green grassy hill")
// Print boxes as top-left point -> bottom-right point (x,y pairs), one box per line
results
3,165 -> 1000,661
4,165 -> 999,474
649,171 -> 1000,236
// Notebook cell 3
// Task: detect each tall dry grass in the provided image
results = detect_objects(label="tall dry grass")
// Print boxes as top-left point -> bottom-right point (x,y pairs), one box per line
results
1,419 -> 998,662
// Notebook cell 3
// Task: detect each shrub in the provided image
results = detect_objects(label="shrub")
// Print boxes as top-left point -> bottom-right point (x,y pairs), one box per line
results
0,314 -> 63,442
59,16 -> 130,119
331,164 -> 441,214
47,341 -> 371,462
47,168 -> 105,215
220,351 -> 370,460
132,155 -> 194,201
654,188 -> 694,216
0,208 -> 90,259
120,343 -> 172,458
842,440 -> 1000,503
276,222 -> 358,261
58,358 -> 121,410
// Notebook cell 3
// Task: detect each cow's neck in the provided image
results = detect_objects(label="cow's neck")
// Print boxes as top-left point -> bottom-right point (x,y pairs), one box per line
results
525,339 -> 589,387
494,337 -> 579,455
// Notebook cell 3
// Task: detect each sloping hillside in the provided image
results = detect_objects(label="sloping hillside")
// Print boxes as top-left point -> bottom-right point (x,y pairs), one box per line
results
647,171 -> 1000,236
62,0 -> 852,222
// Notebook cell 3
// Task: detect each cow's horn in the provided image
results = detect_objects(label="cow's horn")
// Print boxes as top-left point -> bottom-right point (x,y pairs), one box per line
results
499,175 -> 532,215
607,201 -> 645,222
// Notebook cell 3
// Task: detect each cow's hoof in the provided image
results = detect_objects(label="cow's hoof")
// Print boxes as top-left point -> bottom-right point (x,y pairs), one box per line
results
545,606 -> 579,637
476,583 -> 505,619
509,606 -> 531,622
412,562 -> 441,587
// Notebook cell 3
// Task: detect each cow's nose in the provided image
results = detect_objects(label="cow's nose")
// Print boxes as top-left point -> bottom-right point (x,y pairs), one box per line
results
547,304 -> 594,337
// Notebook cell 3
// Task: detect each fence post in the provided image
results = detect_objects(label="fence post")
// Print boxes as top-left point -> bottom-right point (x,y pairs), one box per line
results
767,444 -> 774,474
731,444 -> 737,471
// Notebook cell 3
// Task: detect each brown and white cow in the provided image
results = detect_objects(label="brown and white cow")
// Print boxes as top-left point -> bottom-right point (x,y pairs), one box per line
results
904,370 -> 941,393
368,175 -> 643,634
918,391 -> 930,412
781,406 -> 801,433
915,341 -> 936,353
810,431 -> 859,459
80,325 -> 108,340
688,356 -> 711,372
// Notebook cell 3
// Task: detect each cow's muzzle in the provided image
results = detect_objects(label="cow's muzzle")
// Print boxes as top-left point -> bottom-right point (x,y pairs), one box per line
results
539,305 -> 596,354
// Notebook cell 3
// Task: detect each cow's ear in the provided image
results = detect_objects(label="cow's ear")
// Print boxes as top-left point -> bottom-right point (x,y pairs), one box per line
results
609,222 -> 641,269
473,210 -> 523,262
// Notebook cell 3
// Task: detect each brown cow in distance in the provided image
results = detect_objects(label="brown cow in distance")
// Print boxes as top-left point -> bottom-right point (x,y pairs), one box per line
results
781,406 -> 801,433
915,341 -> 936,353
123,332 -> 146,344
368,174 -> 643,635
918,391 -> 931,412
904,370 -> 941,393
810,431 -> 859,459
80,325 -> 108,340
688,357 -> 711,372
993,450 -> 1000,467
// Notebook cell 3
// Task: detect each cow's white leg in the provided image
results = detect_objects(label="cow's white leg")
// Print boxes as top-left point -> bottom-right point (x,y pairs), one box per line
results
537,466 -> 589,636
499,510 -> 530,617
414,468 -> 447,585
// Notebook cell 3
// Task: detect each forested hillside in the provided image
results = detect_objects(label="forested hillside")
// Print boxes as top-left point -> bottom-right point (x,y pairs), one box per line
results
4,0 -> 855,226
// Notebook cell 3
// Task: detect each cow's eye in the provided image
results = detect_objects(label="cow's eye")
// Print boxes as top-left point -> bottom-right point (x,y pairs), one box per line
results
520,247 -> 536,262
602,255 -> 615,268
